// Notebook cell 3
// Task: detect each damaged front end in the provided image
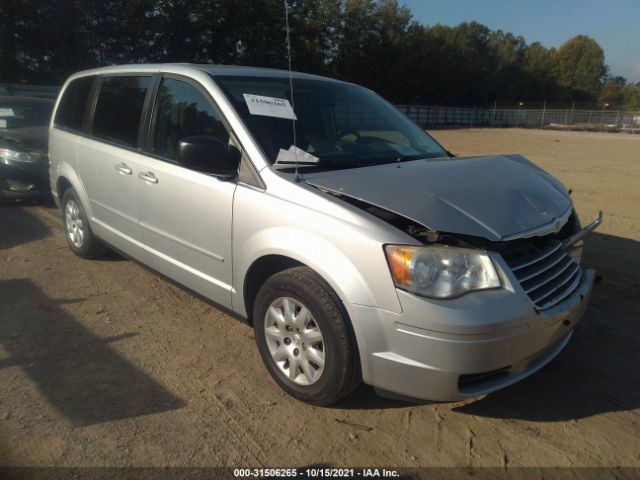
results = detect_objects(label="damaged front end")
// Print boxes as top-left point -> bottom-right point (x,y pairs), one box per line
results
321,188 -> 602,311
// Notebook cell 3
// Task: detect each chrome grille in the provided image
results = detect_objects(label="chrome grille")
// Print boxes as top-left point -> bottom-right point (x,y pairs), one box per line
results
501,238 -> 582,310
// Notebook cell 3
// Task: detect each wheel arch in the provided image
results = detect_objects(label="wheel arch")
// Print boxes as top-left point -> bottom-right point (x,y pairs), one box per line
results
56,176 -> 73,199
53,164 -> 93,219
237,239 -> 381,318
243,254 -> 304,324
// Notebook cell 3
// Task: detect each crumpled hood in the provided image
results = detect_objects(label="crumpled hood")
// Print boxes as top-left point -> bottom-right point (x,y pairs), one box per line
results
304,154 -> 572,241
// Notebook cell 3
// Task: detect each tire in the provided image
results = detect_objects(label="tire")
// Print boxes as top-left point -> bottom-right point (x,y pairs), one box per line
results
253,266 -> 361,405
61,188 -> 109,259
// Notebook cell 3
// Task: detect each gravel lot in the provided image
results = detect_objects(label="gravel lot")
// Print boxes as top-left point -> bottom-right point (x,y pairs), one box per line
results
1,128 -> 639,473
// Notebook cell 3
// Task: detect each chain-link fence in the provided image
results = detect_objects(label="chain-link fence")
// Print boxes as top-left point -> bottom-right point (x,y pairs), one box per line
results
396,105 -> 640,134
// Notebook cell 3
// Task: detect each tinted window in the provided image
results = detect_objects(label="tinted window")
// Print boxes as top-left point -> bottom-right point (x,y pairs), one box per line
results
92,76 -> 151,147
150,78 -> 229,162
0,98 -> 53,129
54,76 -> 95,131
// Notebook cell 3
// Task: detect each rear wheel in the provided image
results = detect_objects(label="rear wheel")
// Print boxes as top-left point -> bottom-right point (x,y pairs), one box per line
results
61,188 -> 108,259
253,266 -> 361,405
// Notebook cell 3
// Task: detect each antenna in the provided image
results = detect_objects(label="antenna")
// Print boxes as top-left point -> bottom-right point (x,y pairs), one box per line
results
284,0 -> 300,182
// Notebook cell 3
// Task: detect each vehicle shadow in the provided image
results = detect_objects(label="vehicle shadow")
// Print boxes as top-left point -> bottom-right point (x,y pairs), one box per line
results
0,205 -> 50,250
334,384 -> 427,410
0,203 -> 125,261
92,248 -> 127,262
36,194 -> 58,210
453,231 -> 640,421
0,278 -> 185,426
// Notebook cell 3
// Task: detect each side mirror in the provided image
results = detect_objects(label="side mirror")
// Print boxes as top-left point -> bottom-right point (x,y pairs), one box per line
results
178,135 -> 240,177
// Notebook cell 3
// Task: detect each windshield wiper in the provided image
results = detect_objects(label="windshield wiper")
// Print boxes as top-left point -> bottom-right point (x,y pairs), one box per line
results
391,153 -> 450,163
272,156 -> 376,171
272,152 -> 449,172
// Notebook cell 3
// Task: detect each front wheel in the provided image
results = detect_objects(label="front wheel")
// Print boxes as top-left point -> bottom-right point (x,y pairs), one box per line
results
61,188 -> 108,259
253,266 -> 361,405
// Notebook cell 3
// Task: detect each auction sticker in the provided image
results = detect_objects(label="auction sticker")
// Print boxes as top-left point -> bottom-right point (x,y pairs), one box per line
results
243,94 -> 297,120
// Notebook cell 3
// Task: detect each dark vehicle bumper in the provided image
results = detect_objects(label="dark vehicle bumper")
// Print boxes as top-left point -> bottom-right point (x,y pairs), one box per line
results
0,159 -> 50,200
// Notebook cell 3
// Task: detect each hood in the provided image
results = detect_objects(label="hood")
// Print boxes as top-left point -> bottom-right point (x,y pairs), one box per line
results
304,154 -> 572,242
0,126 -> 49,154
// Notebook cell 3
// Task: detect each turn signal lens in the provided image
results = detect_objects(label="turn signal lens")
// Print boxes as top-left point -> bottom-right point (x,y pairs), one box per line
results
385,246 -> 415,286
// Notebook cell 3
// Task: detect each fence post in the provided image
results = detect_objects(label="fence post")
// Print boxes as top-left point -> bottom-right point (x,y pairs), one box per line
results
540,101 -> 546,129
568,103 -> 574,133
600,104 -> 608,131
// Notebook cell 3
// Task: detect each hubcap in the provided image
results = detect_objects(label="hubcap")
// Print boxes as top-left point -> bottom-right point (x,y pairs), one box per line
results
65,199 -> 85,249
264,297 -> 325,385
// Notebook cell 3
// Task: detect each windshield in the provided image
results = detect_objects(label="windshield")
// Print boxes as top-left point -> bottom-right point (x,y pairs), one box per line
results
0,99 -> 53,130
214,76 -> 448,169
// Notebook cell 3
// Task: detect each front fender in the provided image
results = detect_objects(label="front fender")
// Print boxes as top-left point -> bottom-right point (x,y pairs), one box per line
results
231,184 -> 404,318
235,226 -> 378,315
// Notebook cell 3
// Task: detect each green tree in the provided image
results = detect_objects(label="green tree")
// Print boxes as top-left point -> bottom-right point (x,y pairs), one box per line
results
555,34 -> 607,99
286,0 -> 343,74
621,83 -> 640,110
0,0 -> 627,108
523,42 -> 558,99
598,77 -> 626,106
333,0 -> 413,99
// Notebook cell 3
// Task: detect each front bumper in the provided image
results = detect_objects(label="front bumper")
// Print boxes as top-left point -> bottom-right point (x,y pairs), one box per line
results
349,268 -> 595,402
0,159 -> 50,200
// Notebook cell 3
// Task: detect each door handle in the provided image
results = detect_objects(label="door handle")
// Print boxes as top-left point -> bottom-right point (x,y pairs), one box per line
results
115,163 -> 132,175
138,171 -> 158,184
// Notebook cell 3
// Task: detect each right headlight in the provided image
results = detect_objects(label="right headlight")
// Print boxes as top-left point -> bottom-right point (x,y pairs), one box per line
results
384,244 -> 501,299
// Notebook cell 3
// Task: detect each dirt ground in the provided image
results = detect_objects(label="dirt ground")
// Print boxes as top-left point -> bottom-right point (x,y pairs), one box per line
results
1,128 -> 639,472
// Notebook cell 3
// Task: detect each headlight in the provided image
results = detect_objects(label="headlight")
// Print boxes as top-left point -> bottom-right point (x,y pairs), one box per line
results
0,147 -> 35,163
384,245 -> 501,299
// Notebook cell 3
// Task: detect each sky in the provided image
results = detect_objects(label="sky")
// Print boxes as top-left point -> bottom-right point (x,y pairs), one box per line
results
401,0 -> 640,83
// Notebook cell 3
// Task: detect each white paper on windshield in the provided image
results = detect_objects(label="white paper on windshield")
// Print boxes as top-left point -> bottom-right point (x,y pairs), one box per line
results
0,108 -> 14,117
275,145 -> 320,164
243,94 -> 297,120
0,119 -> 6,128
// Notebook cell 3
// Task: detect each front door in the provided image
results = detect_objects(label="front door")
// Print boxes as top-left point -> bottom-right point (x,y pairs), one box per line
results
136,76 -> 236,307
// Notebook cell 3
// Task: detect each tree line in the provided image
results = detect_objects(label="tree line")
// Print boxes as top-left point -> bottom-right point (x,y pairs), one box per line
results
1,0 -> 639,109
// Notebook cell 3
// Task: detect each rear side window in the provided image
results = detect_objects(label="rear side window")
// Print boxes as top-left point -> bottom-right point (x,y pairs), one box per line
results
54,76 -> 95,131
92,75 -> 151,148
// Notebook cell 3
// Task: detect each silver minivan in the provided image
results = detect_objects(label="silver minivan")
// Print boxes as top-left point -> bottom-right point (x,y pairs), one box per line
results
49,64 -> 601,405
